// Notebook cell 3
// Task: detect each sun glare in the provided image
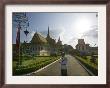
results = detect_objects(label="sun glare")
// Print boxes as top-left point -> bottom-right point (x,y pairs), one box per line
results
74,18 -> 91,34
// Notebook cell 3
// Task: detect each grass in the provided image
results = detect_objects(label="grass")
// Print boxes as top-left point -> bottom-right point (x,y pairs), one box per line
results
75,56 -> 98,76
13,56 -> 61,75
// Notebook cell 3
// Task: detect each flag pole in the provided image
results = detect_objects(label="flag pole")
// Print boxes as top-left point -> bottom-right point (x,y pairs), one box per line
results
19,23 -> 21,65
17,23 -> 21,65
19,29 -> 20,66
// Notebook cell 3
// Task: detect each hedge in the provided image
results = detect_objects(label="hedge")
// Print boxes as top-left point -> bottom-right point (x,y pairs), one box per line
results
13,56 -> 60,75
75,56 -> 98,76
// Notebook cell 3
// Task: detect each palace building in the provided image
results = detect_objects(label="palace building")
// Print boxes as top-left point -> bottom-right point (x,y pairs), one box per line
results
13,26 -> 62,56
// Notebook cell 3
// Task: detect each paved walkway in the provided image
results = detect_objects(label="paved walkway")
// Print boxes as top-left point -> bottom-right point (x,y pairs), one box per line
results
31,55 -> 89,76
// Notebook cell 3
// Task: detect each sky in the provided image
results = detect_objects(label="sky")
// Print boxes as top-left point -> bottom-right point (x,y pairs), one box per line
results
12,12 -> 98,48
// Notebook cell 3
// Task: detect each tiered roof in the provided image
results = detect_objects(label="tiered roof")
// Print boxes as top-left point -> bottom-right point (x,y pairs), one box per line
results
31,32 -> 47,44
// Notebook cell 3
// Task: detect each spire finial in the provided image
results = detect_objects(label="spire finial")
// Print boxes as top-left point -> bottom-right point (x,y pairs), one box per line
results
58,36 -> 60,41
48,26 -> 49,35
47,26 -> 50,38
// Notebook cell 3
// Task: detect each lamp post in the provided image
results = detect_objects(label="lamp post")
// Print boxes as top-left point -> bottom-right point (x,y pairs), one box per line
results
13,12 -> 29,65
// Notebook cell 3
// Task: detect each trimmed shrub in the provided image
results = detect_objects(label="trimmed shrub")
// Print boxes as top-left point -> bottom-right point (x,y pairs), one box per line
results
13,56 -> 60,75
75,56 -> 98,76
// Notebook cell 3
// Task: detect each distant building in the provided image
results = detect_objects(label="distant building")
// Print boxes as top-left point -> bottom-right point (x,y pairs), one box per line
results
13,26 -> 62,56
57,37 -> 62,45
76,39 -> 98,55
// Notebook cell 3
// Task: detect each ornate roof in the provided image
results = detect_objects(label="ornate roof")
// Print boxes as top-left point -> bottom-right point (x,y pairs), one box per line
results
57,36 -> 62,45
31,32 -> 47,44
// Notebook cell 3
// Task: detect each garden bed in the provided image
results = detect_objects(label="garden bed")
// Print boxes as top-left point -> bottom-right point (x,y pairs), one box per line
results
13,56 -> 61,75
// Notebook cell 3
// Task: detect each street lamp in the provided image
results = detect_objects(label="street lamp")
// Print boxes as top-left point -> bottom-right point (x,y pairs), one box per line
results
13,12 -> 29,65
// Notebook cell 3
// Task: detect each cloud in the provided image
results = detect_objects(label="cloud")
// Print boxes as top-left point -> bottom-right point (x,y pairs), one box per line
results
51,28 -> 64,38
27,31 -> 35,43
68,37 -> 77,43
81,26 -> 98,47
39,27 -> 64,40
27,25 -> 98,48
30,31 -> 35,37
39,31 -> 47,37
82,26 -> 98,39
66,25 -> 98,48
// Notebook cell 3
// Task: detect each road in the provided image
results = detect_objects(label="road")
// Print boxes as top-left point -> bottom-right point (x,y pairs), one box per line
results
31,55 -> 90,76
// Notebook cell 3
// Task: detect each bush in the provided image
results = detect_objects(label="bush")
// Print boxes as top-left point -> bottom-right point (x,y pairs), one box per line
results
50,53 -> 57,57
82,56 -> 87,60
75,56 -> 98,76
13,56 -> 60,75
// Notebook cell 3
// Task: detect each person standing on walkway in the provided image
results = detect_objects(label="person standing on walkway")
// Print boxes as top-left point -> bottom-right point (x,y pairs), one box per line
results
60,52 -> 68,76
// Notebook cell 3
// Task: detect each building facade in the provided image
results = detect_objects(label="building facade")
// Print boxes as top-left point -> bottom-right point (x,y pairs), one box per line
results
13,27 -> 62,56
76,39 -> 98,55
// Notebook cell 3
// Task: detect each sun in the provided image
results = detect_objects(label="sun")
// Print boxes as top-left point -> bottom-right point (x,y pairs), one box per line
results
74,17 -> 91,34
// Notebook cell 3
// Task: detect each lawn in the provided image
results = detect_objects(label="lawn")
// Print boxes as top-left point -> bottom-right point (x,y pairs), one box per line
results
75,56 -> 98,75
13,56 -> 61,75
